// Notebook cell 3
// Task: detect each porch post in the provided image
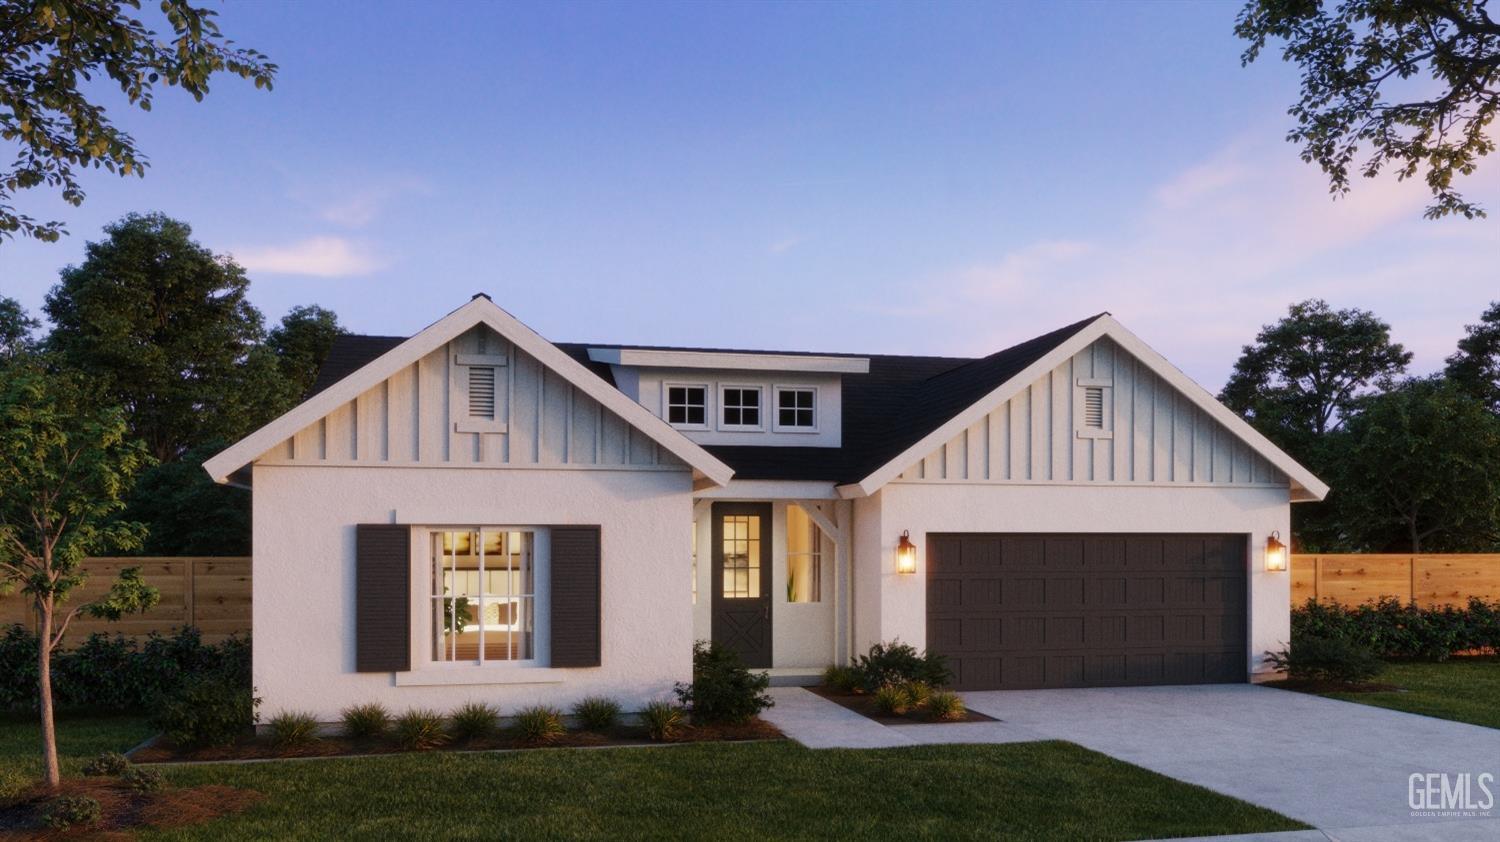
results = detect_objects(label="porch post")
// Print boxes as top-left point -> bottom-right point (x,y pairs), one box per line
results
807,500 -> 854,667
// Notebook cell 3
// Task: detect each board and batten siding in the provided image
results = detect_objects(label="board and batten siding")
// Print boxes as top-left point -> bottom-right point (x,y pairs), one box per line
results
897,338 -> 1287,487
258,327 -> 685,471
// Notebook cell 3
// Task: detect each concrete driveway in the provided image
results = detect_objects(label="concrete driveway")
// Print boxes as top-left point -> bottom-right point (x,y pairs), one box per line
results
960,685 -> 1500,841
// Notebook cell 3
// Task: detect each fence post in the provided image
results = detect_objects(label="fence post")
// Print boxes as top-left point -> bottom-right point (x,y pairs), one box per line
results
183,559 -> 196,629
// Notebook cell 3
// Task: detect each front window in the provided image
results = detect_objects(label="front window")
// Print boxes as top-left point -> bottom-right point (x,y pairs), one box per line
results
721,386 -> 762,429
432,529 -> 534,662
786,504 -> 823,603
666,385 -> 707,427
776,387 -> 816,430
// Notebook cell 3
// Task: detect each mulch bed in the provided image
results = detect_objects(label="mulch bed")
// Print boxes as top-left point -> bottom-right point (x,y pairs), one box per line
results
1264,678 -> 1403,694
808,686 -> 998,725
0,779 -> 261,840
129,719 -> 783,763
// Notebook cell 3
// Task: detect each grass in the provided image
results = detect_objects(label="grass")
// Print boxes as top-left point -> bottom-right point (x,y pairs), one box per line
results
0,713 -> 154,799
0,714 -> 1309,840
1320,655 -> 1500,729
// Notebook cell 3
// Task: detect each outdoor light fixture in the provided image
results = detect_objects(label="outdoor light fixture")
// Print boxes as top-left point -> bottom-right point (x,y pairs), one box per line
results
896,531 -> 917,574
1265,531 -> 1288,572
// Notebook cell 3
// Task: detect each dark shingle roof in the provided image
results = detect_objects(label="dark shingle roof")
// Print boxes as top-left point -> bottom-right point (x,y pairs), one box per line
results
306,315 -> 1104,483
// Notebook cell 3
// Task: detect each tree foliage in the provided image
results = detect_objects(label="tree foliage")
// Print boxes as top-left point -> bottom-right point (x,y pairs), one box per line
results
1445,300 -> 1500,413
1237,0 -> 1500,219
123,442 -> 248,555
268,304 -> 346,400
0,295 -> 38,361
0,0 -> 275,242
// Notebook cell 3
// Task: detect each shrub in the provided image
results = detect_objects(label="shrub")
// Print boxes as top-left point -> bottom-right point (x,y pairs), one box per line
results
82,751 -> 131,777
513,705 -> 566,745
853,640 -> 951,692
42,795 -> 101,830
123,766 -> 166,793
872,684 -> 910,716
925,690 -> 967,722
899,680 -> 932,708
393,708 -> 449,751
821,664 -> 860,694
155,672 -> 258,749
340,703 -> 391,740
674,641 -> 773,725
1266,636 -> 1386,684
572,696 -> 621,731
268,710 -> 321,748
448,701 -> 501,741
641,700 -> 685,741
1291,597 -> 1500,660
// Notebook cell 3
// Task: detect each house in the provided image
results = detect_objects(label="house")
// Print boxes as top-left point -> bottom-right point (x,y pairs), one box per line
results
205,294 -> 1327,719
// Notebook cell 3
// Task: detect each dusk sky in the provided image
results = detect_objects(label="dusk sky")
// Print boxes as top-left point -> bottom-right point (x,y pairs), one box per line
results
1,1 -> 1495,390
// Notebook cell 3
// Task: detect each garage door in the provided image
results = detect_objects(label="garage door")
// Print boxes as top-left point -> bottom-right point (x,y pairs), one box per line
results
926,533 -> 1247,690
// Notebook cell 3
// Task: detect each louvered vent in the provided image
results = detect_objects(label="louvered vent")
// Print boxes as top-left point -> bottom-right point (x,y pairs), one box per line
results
1083,386 -> 1104,428
468,366 -> 496,419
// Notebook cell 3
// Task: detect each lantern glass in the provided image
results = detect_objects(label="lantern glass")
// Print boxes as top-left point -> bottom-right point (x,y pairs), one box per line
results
896,531 -> 917,574
1265,532 -> 1288,572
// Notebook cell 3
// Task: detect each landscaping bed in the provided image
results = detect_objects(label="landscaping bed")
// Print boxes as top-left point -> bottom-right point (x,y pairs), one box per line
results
809,685 -> 997,725
0,777 -> 261,839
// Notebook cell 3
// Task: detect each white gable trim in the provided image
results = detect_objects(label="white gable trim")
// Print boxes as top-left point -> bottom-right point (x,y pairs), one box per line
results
839,316 -> 1329,502
203,297 -> 735,486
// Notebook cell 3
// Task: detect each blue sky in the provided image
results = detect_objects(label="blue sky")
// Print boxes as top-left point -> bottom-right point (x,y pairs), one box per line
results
1,1 -> 1495,389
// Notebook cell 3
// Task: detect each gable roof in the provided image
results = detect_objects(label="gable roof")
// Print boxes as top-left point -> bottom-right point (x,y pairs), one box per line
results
202,296 -> 736,486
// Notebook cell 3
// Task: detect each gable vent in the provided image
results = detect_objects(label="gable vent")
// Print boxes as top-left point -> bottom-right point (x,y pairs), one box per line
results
1083,386 -> 1104,428
468,366 -> 496,419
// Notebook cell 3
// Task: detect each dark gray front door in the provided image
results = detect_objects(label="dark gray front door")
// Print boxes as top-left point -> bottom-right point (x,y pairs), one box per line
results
711,502 -> 772,668
927,533 -> 1247,690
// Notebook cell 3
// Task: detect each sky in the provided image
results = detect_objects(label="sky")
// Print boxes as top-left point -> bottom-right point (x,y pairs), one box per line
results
1,1 -> 1496,390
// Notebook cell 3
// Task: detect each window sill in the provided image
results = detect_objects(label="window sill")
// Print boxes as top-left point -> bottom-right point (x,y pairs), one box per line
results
395,666 -> 568,687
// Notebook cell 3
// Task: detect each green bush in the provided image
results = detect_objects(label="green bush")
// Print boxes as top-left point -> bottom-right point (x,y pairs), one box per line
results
448,701 -> 500,741
925,690 -> 967,722
821,664 -> 860,694
641,700 -> 684,741
393,708 -> 449,751
572,696 -> 621,731
1292,597 -> 1500,660
1266,636 -> 1387,684
674,641 -> 772,724
872,684 -> 909,716
852,640 -> 951,692
899,680 -> 932,708
81,751 -> 131,777
154,672 -> 259,748
43,795 -> 101,830
513,705 -> 566,745
340,703 -> 390,740
268,710 -> 321,748
123,766 -> 166,792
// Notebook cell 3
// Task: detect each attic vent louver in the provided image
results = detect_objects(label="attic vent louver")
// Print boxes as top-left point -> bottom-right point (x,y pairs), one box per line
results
468,366 -> 496,419
1083,385 -> 1104,428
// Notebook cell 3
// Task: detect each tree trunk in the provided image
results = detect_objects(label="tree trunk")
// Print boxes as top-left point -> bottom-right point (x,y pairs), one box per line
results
38,600 -> 60,789
1410,519 -> 1421,554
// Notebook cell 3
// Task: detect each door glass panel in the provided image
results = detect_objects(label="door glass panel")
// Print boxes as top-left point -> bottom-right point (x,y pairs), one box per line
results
721,515 -> 761,599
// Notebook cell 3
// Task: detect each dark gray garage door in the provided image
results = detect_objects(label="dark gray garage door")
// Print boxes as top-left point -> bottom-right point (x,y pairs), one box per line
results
927,533 -> 1247,690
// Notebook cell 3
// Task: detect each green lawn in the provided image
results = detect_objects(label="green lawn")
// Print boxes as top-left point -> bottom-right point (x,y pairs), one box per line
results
0,715 -> 1308,841
1322,656 -> 1500,729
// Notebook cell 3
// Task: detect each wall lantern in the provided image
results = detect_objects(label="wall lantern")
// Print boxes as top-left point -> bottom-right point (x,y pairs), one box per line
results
1265,531 -> 1288,572
896,531 -> 918,574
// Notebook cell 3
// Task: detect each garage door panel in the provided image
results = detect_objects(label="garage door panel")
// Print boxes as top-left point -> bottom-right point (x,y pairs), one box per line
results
929,533 -> 1247,690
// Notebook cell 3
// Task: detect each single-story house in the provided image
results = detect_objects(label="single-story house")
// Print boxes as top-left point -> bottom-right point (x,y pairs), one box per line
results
205,294 -> 1326,719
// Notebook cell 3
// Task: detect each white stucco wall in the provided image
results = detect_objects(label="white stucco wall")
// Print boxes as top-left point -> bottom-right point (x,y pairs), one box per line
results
860,482 -> 1293,680
253,463 -> 694,721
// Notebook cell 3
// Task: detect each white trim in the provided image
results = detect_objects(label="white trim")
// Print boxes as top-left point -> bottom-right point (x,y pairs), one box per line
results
202,296 -> 735,486
844,315 -> 1329,502
662,381 -> 711,431
772,384 -> 819,433
1075,428 -> 1113,440
588,347 -> 869,374
454,419 -> 508,435
693,479 -> 840,500
717,383 -> 765,432
256,459 -> 688,473
453,353 -> 509,367
395,667 -> 566,686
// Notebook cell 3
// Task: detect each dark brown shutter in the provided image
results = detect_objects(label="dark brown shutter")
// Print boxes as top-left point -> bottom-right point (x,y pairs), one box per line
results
356,524 -> 411,672
550,526 -> 601,667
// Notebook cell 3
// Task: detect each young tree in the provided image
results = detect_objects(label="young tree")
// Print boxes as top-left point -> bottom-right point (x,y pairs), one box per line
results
1237,0 -> 1500,220
1331,378 -> 1500,552
0,364 -> 157,789
0,295 -> 38,361
0,0 -> 276,242
1446,301 -> 1500,413
268,305 -> 347,401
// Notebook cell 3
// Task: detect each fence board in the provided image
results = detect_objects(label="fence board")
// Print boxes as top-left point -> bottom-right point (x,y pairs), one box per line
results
1292,554 -> 1500,608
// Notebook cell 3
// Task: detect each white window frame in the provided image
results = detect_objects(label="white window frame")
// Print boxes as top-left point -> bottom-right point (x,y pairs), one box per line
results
772,385 -> 819,433
451,351 -> 509,435
421,526 -> 549,670
718,384 -> 765,432
663,382 -> 711,431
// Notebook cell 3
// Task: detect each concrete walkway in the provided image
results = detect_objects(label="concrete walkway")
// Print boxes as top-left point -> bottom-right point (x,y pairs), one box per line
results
762,685 -> 1500,841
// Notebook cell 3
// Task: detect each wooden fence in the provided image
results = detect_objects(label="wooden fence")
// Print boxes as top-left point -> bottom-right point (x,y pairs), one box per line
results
1291,554 -> 1500,608
0,557 -> 251,645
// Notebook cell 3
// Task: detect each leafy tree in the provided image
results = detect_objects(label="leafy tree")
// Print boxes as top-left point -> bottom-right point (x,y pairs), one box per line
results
0,0 -> 276,242
1236,0 -> 1500,220
1446,300 -> 1500,413
268,304 -> 346,400
0,363 -> 157,788
0,295 -> 38,360
43,213 -> 291,463
1330,378 -> 1500,552
123,442 -> 248,556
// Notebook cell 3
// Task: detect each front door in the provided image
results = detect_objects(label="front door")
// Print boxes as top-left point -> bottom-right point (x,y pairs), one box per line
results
711,502 -> 772,668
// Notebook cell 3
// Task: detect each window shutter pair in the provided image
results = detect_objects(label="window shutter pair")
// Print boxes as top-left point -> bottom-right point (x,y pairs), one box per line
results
354,523 -> 602,672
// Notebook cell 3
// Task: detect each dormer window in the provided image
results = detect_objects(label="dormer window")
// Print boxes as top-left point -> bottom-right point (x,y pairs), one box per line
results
775,387 -> 816,431
666,385 -> 708,428
720,386 -> 762,430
